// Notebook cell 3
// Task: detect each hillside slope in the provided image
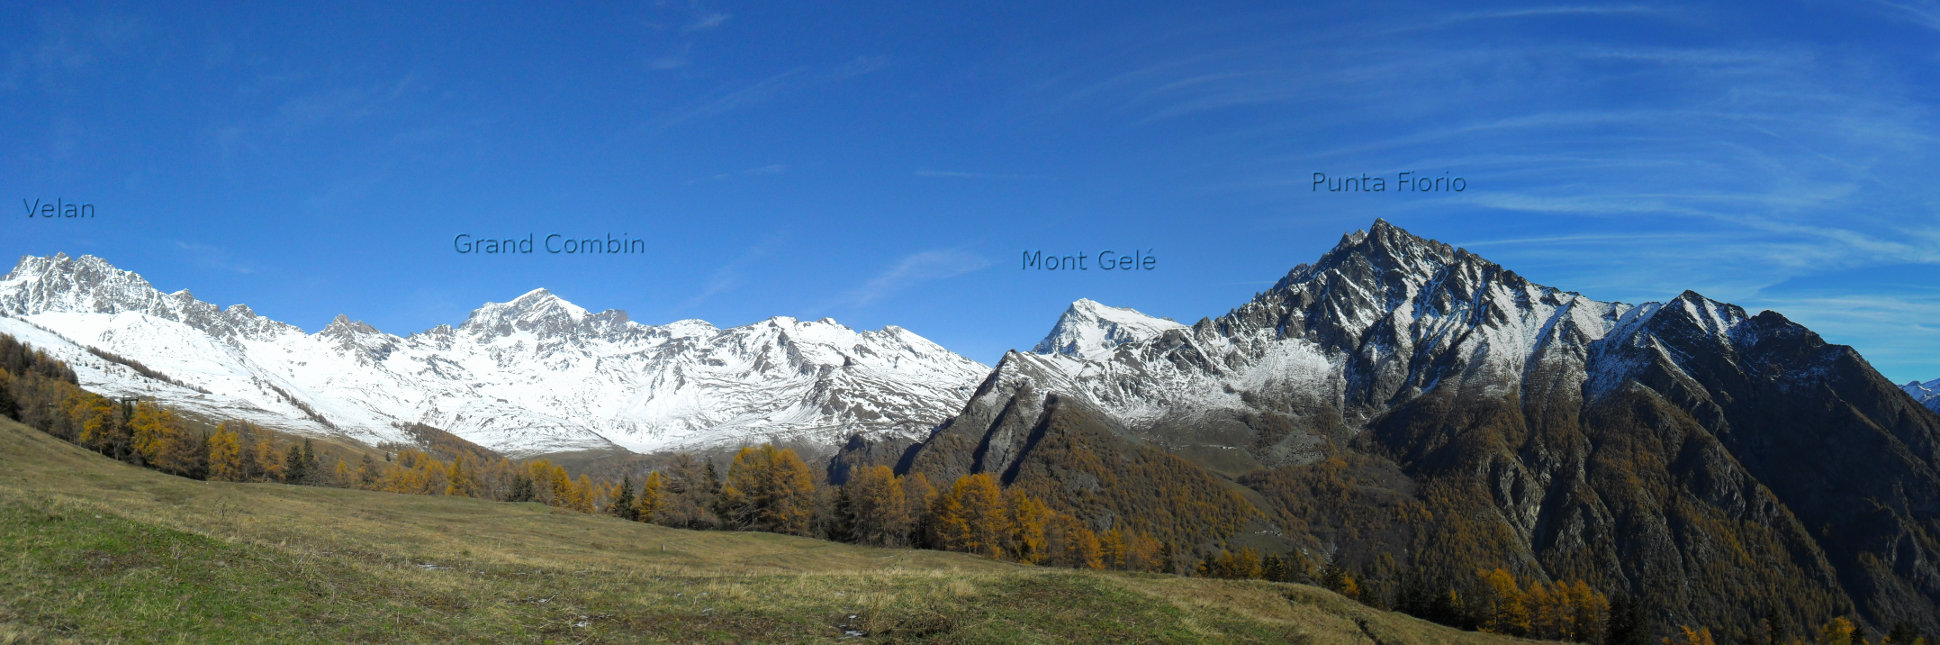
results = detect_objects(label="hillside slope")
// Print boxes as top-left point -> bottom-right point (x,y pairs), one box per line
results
0,416 -> 1535,644
896,219 -> 1940,640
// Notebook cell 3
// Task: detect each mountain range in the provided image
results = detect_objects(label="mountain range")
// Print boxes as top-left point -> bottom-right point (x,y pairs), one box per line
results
1906,378 -> 1940,414
0,254 -> 987,457
5,220 -> 1939,638
884,220 -> 1940,638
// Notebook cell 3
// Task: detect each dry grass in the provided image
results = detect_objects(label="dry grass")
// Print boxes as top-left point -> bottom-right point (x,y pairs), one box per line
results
0,417 -> 1547,644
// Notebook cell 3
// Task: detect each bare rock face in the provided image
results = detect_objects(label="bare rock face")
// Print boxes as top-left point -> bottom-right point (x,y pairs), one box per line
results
891,219 -> 1940,639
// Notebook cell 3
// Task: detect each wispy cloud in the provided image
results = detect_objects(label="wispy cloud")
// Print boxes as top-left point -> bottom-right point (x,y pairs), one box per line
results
1866,0 -> 1940,31
634,56 -> 888,134
3,9 -> 145,91
1391,4 -> 1666,34
835,249 -> 991,308
679,233 -> 790,311
174,241 -> 256,275
683,12 -> 731,33
686,163 -> 791,184
914,169 -> 1037,180
213,74 -> 424,162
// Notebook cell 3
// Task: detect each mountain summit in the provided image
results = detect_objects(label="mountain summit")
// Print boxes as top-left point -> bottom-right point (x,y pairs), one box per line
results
1032,298 -> 1187,360
897,219 -> 1940,637
1907,378 -> 1940,414
0,254 -> 989,456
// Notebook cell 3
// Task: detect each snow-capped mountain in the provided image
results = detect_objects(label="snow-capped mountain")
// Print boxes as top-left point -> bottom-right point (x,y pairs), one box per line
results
929,219 -> 1836,458
898,218 -> 1940,634
1908,378 -> 1940,414
1031,298 -> 1187,360
0,253 -> 989,456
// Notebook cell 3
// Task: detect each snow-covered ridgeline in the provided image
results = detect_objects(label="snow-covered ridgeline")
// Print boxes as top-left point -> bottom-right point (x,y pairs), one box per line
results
0,254 -> 988,456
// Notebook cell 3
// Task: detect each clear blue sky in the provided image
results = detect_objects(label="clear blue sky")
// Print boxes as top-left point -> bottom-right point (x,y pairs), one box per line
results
4,2 -> 1937,383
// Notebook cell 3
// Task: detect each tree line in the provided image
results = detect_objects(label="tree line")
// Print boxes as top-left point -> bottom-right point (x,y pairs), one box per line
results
3,332 -> 1929,644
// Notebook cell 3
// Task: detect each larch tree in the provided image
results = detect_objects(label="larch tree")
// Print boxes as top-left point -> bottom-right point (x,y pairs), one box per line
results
445,455 -> 475,497
574,474 -> 597,512
1003,489 -> 1048,564
130,402 -> 198,476
205,424 -> 248,482
901,472 -> 938,548
632,470 -> 663,522
1047,512 -> 1103,570
1473,568 -> 1530,636
718,444 -> 816,536
845,465 -> 910,547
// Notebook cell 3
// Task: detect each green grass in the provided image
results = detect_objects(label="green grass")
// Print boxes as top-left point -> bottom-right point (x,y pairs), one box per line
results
0,417 -> 1544,644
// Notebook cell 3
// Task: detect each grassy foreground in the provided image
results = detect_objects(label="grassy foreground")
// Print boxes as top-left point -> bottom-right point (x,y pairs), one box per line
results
0,417 -> 1539,644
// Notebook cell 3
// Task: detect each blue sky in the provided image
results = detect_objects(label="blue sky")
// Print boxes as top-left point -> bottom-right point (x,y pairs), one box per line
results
4,1 -> 1937,383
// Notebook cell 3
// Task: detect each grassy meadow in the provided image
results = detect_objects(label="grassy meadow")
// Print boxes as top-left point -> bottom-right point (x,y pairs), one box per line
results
0,416 -> 1543,644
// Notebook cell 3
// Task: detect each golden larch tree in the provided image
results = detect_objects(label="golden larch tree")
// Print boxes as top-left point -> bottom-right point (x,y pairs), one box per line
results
205,424 -> 248,482
718,444 -> 816,535
846,465 -> 911,547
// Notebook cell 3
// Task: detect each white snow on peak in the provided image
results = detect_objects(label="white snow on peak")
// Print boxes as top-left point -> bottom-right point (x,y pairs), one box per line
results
1904,378 -> 1940,414
1033,298 -> 1188,360
0,254 -> 990,457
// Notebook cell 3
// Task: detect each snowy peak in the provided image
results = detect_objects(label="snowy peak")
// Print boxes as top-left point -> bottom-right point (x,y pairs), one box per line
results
1906,378 -> 1940,414
1033,299 -> 1187,360
458,288 -> 626,339
0,252 -> 990,457
323,314 -> 380,336
1,253 -> 166,316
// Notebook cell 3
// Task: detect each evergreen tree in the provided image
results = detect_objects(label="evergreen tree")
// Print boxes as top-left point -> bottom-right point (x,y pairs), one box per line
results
1885,622 -> 1924,645
1605,593 -> 1653,645
357,455 -> 381,490
284,444 -> 309,484
611,475 -> 637,520
508,472 -> 535,502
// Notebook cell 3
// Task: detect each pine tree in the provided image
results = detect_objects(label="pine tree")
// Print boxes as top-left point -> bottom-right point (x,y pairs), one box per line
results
611,475 -> 637,520
284,444 -> 309,484
1885,622 -> 1924,645
1605,592 -> 1652,645
653,455 -> 719,529
356,455 -> 380,490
